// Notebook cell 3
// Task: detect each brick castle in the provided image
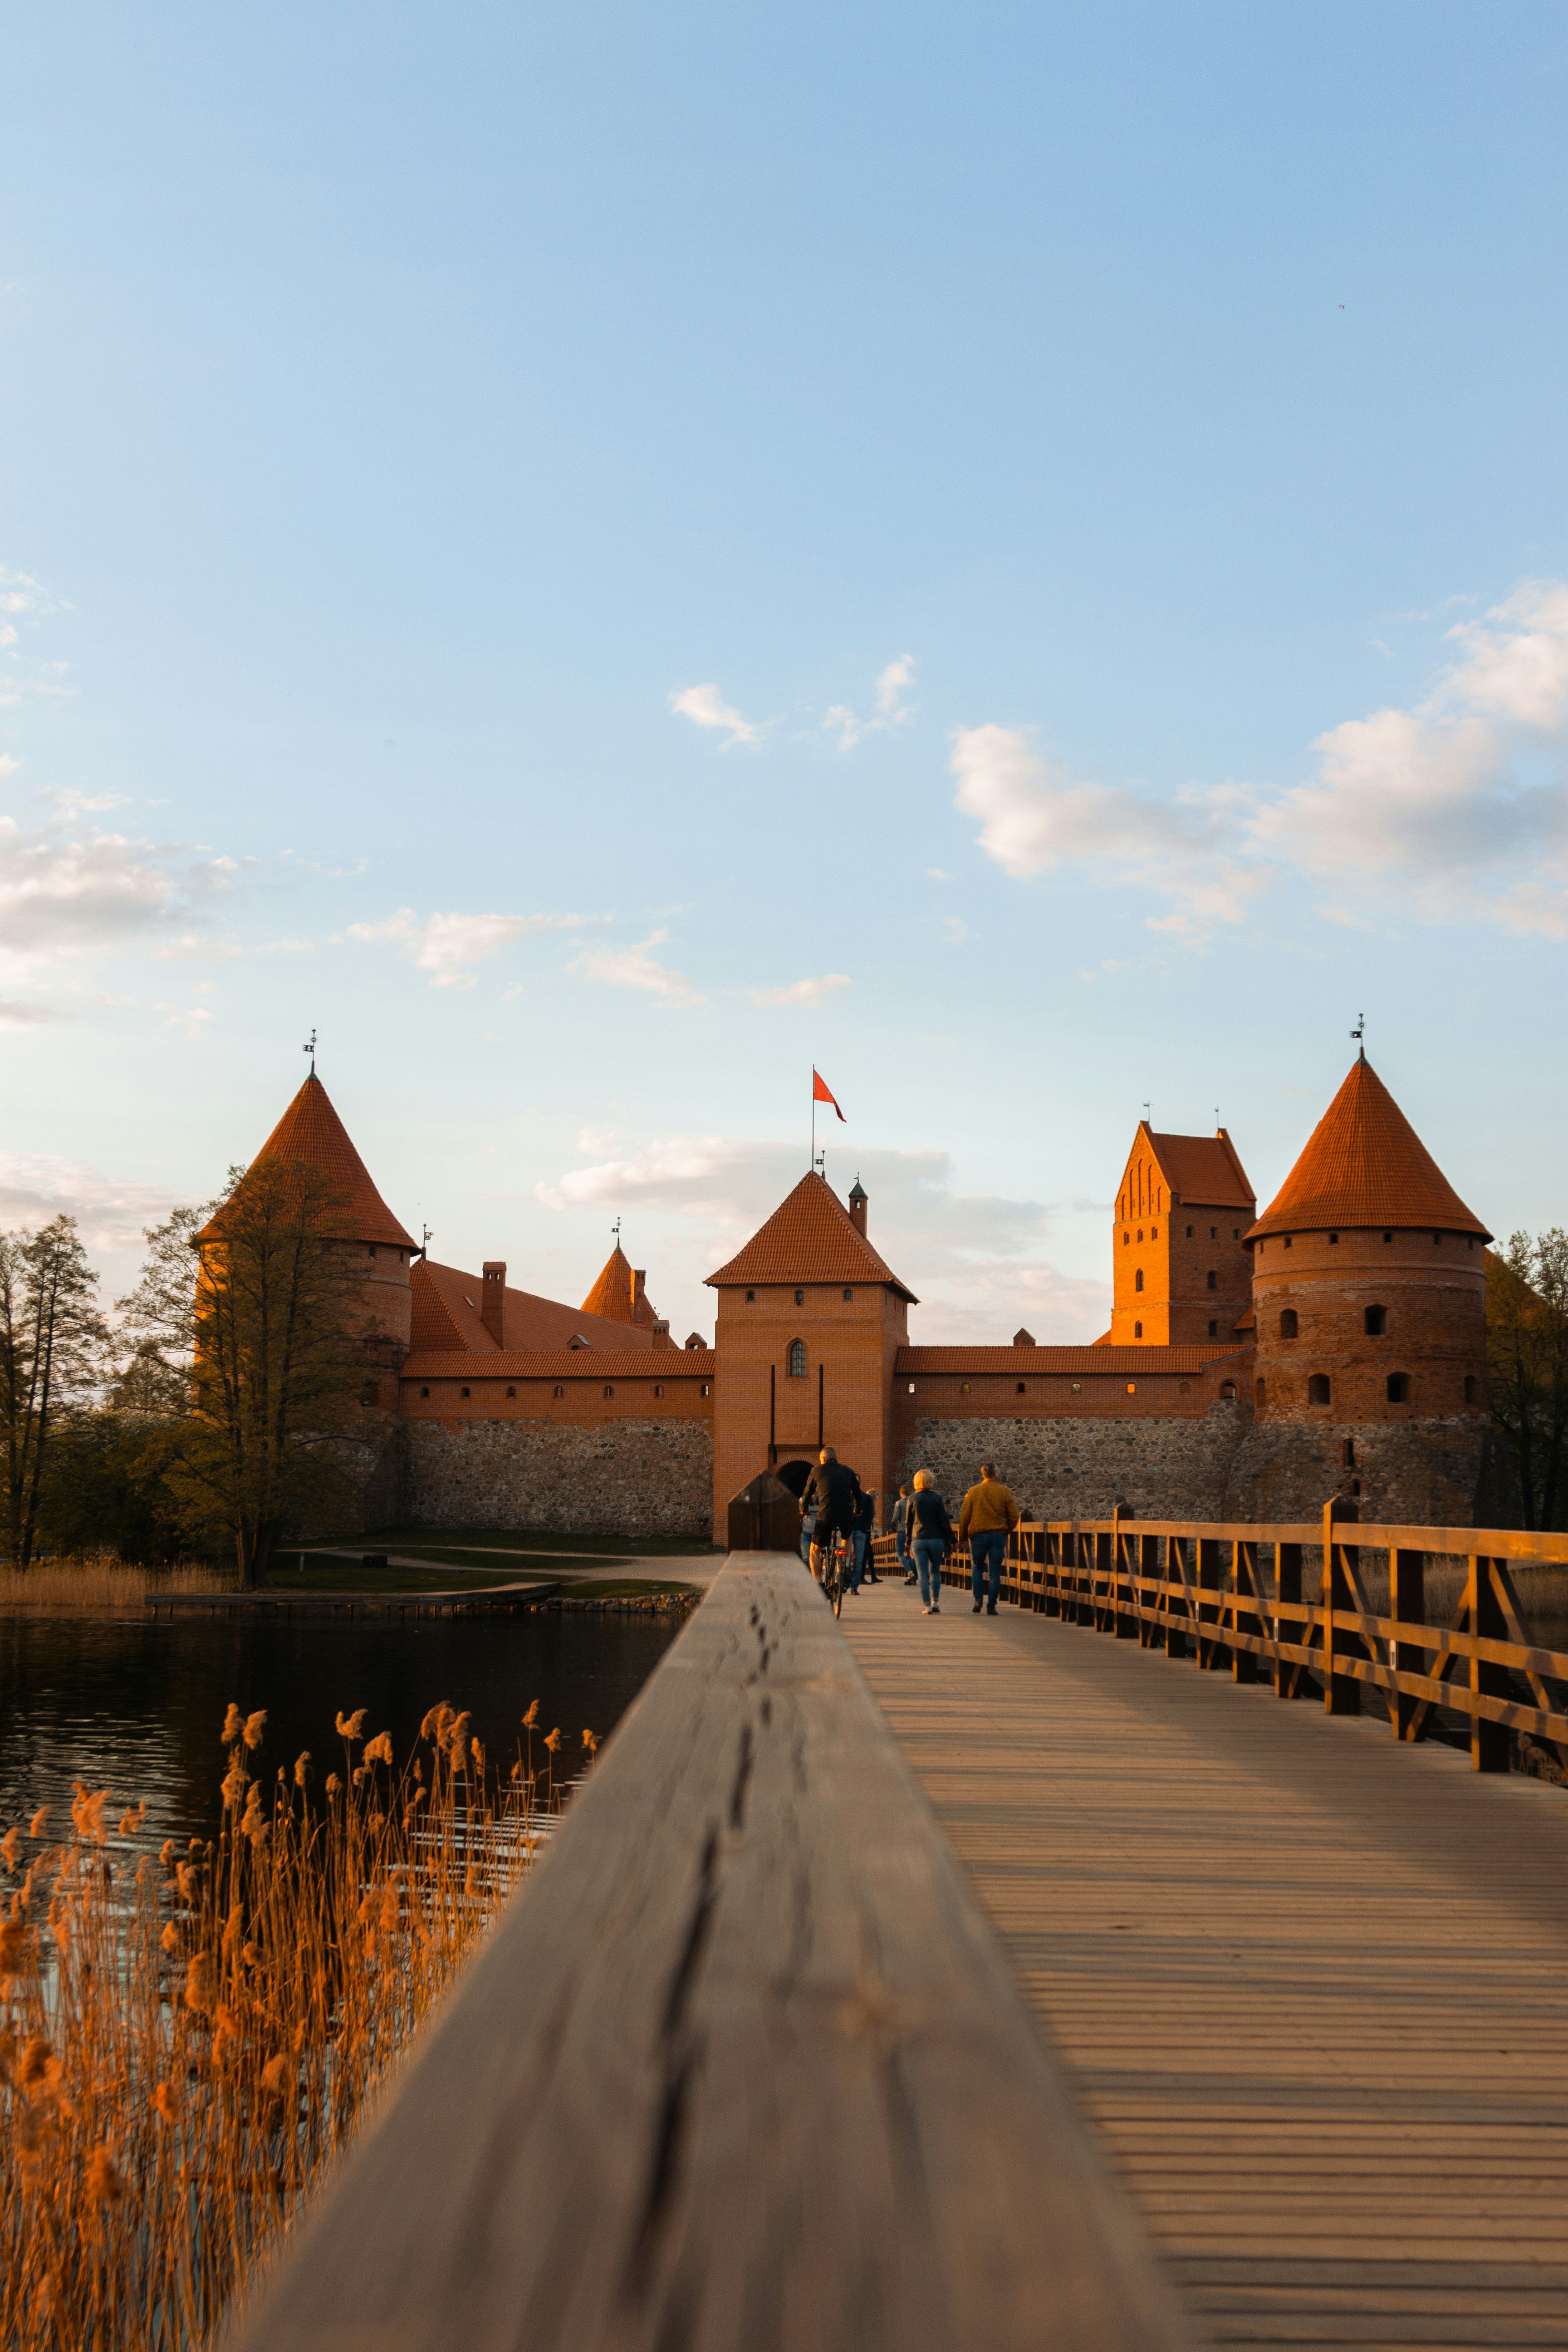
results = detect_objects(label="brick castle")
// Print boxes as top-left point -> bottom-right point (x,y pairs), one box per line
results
227,1053 -> 1510,1541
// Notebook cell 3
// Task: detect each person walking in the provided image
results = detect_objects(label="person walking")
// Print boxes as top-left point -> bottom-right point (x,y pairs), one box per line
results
800,1448 -> 864,1592
907,1469 -> 954,1615
892,1483 -> 915,1583
959,1460 -> 1021,1615
854,1485 -> 878,1585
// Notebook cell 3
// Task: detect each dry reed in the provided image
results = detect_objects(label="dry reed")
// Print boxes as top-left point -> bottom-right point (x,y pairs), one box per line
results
0,1554 -> 234,1613
0,1694 -> 572,2349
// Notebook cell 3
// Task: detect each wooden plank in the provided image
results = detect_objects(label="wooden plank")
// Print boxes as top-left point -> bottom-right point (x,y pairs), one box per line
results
231,1552 -> 1191,2352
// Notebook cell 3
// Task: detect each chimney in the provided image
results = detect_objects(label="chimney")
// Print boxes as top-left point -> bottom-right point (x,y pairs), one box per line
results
480,1262 -> 507,1348
632,1268 -> 647,1315
848,1177 -> 868,1239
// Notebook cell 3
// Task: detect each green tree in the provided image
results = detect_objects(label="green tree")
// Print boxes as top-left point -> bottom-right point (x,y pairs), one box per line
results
0,1216 -> 109,1569
1486,1230 -> 1568,1531
118,1162 -> 366,1586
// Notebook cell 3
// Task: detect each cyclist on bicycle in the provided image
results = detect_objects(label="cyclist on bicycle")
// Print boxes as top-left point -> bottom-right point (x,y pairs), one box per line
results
800,1448 -> 864,1591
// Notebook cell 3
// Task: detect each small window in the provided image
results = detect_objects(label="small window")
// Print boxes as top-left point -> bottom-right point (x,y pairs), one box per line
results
1255,1377 -> 1266,1406
1308,1373 -> 1331,1405
1180,1378 -> 1191,1394
460,1385 -> 470,1399
1365,1305 -> 1386,1336
1134,1321 -> 1143,1338
553,1384 -> 564,1398
961,1381 -> 971,1394
654,1383 -> 663,1398
368,1245 -> 377,1258
1206,1270 -> 1216,1291
1465,1374 -> 1477,1404
1284,1236 -> 1293,1250
1072,1381 -> 1081,1393
907,1382 -> 915,1394
1232,1228 -> 1240,1240
1280,1308 -> 1298,1339
843,1287 -> 853,1302
1126,1382 -> 1137,1395
1466,1236 -> 1474,1250
360,1377 -> 378,1406
1329,1232 -> 1339,1245
1220,1381 -> 1236,1401
1387,1372 -> 1409,1404
794,1288 -> 804,1306
1122,1230 -> 1130,1246
1137,1228 -> 1143,1243
1151,1225 -> 1158,1239
746,1289 -> 755,1303
603,1383 -> 614,1399
1342,1438 -> 1356,1466
420,1385 -> 430,1400
1208,1319 -> 1217,1338
1185,1225 -> 1193,1238
1209,1226 -> 1217,1240
787,1339 -> 806,1378
700,1382 -> 710,1397
1134,1268 -> 1144,1292
506,1384 -> 516,1398
1383,1230 -> 1392,1244
1432,1233 -> 1441,1247
1015,1382 -> 1026,1395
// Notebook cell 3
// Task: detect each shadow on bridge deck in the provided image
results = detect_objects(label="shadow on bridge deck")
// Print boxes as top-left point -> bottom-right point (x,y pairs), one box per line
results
840,1576 -> 1568,2352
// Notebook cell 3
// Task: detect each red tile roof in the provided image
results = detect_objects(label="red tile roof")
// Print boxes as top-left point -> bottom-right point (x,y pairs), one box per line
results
402,1349 -> 715,1380
1248,1058 -> 1490,1243
706,1173 -> 916,1300
411,1261 -> 658,1356
197,1073 -> 415,1250
580,1245 -> 660,1328
897,1345 -> 1245,1375
1147,1127 -> 1254,1209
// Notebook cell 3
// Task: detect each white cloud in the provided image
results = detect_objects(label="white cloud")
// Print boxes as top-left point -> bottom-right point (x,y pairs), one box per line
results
0,1153 -> 183,1301
0,813 -> 232,975
532,1132 -> 1107,1343
0,997 -> 57,1027
669,683 -> 758,748
52,789 -> 131,816
568,931 -> 701,1006
748,972 -> 851,1008
342,907 -> 606,988
955,578 -> 1568,938
823,653 -> 917,750
941,916 -> 968,947
0,566 -> 68,705
159,1004 -> 214,1040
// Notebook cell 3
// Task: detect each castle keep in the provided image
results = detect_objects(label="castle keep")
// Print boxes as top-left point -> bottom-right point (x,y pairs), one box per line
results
225,1054 -> 1509,1542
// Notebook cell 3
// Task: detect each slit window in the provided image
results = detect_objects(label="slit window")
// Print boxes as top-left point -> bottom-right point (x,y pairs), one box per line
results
794,1289 -> 804,1306
1015,1381 -> 1026,1394
1280,1308 -> 1298,1339
1134,1268 -> 1144,1292
506,1384 -> 516,1397
1465,1374 -> 1477,1403
1206,1270 -> 1216,1291
654,1384 -> 663,1397
842,1288 -> 853,1302
1133,1321 -> 1142,1338
1365,1305 -> 1387,1335
1308,1373 -> 1331,1405
553,1384 -> 564,1398
603,1384 -> 614,1399
1185,1225 -> 1193,1237
1387,1372 -> 1409,1403
460,1386 -> 470,1399
1208,1319 -> 1217,1337
420,1385 -> 430,1399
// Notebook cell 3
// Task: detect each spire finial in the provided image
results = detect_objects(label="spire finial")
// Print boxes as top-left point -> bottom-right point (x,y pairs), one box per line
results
1350,1012 -> 1365,1063
302,1026 -> 318,1074
611,1215 -> 622,1252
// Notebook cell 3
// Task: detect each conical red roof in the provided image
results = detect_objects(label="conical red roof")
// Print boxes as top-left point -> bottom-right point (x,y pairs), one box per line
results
706,1172 -> 916,1299
580,1245 -> 658,1327
1248,1058 -> 1489,1243
197,1074 -> 415,1249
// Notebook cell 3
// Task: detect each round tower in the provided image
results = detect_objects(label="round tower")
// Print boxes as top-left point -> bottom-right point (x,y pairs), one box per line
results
1248,1056 -> 1490,1430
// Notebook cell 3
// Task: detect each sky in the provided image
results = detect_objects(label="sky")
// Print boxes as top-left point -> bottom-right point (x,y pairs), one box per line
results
4,1 -> 1568,1345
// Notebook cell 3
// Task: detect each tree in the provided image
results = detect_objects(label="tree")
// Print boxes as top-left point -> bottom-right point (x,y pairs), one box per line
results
1486,1230 -> 1568,1531
119,1162 -> 368,1586
0,1216 -> 109,1569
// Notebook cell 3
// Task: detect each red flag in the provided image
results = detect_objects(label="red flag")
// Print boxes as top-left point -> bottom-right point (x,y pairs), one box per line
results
813,1068 -> 846,1122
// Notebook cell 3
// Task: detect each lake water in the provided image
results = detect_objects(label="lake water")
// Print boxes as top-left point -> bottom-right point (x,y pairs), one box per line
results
0,1608 -> 681,1851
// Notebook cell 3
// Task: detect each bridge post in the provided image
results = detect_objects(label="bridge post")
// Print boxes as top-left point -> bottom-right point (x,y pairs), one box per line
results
1469,1555 -> 1511,1772
1112,1509 -> 1138,1638
1196,1537 -> 1224,1670
1274,1542 -> 1307,1699
1166,1535 -> 1189,1660
1232,1540 -> 1260,1683
1390,1547 -> 1426,1740
1322,1500 -> 1362,1716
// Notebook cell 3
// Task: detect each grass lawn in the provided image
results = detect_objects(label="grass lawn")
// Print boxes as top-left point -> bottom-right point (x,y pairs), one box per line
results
264,1557 -> 700,1599
357,1526 -> 720,1560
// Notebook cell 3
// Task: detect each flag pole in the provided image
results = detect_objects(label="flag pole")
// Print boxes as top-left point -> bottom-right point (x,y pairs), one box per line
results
811,1066 -> 816,1173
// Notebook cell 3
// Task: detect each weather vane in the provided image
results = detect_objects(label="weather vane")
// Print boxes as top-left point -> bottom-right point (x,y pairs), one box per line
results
1350,1012 -> 1365,1058
611,1215 -> 622,1250
1142,1100 -> 1151,1123
421,1223 -> 433,1259
302,1027 -> 318,1073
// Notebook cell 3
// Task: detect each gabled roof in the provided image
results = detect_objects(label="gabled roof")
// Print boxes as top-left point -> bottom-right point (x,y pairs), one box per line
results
410,1260 -> 659,1355
580,1244 -> 660,1328
1248,1057 -> 1490,1243
1138,1125 -> 1254,1210
706,1173 -> 916,1301
196,1073 -> 415,1249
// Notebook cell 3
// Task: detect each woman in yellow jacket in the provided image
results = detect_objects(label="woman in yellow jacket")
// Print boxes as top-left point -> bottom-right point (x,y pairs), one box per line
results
958,1462 -> 1021,1616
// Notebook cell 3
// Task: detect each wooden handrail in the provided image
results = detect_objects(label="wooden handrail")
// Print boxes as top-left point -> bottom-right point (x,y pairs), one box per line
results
966,1513 -> 1568,1773
230,1551 -> 1191,2352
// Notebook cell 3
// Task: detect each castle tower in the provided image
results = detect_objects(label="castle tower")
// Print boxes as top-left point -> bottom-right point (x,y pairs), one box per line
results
1248,1056 -> 1490,1431
581,1244 -> 672,1344
1110,1124 -> 1255,1344
197,1073 -> 417,1405
705,1173 -> 914,1544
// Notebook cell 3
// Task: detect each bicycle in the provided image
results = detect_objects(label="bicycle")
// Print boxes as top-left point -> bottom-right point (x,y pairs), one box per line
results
814,1529 -> 853,1618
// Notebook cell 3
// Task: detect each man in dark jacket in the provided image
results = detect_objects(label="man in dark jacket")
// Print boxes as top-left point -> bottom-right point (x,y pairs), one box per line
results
801,1449 -> 864,1589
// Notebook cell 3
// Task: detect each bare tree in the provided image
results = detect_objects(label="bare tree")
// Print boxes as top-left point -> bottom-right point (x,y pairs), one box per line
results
1486,1230 -> 1568,1531
0,1217 -> 108,1570
119,1161 -> 368,1586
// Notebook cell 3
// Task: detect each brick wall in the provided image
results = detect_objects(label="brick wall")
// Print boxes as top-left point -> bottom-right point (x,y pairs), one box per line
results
403,1417 -> 713,1537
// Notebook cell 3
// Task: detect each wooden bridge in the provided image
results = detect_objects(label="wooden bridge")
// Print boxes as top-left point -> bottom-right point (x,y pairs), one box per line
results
235,1513 -> 1568,2352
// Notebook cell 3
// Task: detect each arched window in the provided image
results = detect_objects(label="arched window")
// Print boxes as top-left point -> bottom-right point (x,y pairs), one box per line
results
653,1384 -> 663,1398
1136,1228 -> 1143,1243
1134,1320 -> 1143,1338
1151,1225 -> 1158,1239
842,1288 -> 853,1302
1255,1377 -> 1266,1406
460,1385 -> 470,1400
1308,1374 -> 1331,1406
1365,1305 -> 1387,1335
1279,1308 -> 1298,1339
553,1384 -> 564,1399
603,1383 -> 614,1399
1122,1230 -> 1131,1246
1220,1381 -> 1236,1401
506,1384 -> 516,1398
1387,1372 -> 1409,1404
1134,1268 -> 1144,1292
787,1339 -> 806,1377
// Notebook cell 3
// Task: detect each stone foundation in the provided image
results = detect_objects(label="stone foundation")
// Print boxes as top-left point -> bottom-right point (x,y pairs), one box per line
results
901,1407 -> 1519,1529
403,1418 -> 713,1538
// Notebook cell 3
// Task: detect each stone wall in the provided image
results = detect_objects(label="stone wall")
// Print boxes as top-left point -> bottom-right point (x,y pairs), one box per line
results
901,1406 -> 1519,1529
403,1417 -> 713,1538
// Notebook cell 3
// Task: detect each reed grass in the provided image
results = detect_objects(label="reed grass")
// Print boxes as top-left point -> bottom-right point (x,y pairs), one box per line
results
0,1693 -> 574,2348
0,1554 -> 234,1612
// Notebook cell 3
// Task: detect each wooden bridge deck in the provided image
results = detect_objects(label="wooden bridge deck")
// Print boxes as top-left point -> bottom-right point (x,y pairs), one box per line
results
841,1576 -> 1568,2352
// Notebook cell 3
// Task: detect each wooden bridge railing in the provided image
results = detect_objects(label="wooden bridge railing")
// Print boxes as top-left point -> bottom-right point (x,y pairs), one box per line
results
942,1509 -> 1568,1774
231,1550 -> 1190,2352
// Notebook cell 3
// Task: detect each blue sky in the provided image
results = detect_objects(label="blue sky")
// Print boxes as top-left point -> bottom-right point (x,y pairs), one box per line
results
4,1 -> 1567,1342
